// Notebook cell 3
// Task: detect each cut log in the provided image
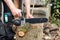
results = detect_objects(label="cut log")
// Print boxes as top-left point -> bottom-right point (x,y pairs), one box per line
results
17,31 -> 25,37
14,23 -> 43,40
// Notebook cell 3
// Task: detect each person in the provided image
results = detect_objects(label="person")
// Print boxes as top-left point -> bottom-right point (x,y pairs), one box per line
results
0,0 -> 33,40
4,0 -> 33,19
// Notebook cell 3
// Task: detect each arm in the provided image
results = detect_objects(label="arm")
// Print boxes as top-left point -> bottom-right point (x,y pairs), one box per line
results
25,0 -> 33,18
4,0 -> 16,12
4,0 -> 22,18
25,0 -> 30,15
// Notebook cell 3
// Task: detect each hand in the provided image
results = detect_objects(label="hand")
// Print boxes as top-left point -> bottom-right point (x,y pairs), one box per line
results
26,14 -> 34,19
11,8 -> 22,18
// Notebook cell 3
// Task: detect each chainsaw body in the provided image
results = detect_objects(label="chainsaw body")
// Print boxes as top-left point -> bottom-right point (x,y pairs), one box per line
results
4,12 -> 48,26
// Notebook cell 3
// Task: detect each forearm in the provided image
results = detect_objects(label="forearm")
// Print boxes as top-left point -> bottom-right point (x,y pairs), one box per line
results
4,0 -> 16,12
25,0 -> 30,15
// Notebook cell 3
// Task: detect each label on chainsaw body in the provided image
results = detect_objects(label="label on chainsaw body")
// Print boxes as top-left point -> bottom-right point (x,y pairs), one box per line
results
5,14 -> 8,22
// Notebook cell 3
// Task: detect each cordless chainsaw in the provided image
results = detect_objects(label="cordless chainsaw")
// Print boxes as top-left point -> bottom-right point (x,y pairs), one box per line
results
4,3 -> 48,26
4,0 -> 48,37
4,0 -> 48,26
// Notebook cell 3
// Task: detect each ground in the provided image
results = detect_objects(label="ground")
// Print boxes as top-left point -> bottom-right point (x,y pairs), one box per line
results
43,22 -> 60,40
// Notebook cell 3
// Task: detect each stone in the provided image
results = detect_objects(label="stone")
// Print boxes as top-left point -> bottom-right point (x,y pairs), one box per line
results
50,24 -> 59,32
55,36 -> 60,40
